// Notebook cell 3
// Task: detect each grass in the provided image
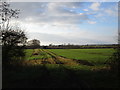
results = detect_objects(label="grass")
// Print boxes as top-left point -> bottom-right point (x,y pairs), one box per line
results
48,49 -> 115,65
3,64 -> 119,88
3,48 -> 119,88
25,49 -> 51,60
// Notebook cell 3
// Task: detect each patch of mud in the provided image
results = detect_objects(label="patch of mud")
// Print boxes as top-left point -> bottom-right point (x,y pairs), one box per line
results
44,50 -> 64,64
41,60 -> 51,64
72,59 -> 94,66
46,50 -> 94,66
58,55 -> 94,66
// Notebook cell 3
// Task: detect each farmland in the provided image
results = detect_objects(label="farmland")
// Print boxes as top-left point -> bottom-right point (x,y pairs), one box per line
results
3,48 -> 119,88
48,49 -> 115,66
24,48 -> 115,67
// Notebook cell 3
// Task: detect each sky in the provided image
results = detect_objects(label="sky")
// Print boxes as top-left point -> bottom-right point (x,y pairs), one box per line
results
10,2 -> 118,45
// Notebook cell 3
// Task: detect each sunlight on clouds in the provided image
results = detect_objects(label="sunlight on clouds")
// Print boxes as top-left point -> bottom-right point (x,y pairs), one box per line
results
83,9 -> 88,11
88,21 -> 96,24
104,8 -> 118,17
25,17 -> 33,21
89,2 -> 101,11
79,13 -> 84,15
10,2 -> 118,45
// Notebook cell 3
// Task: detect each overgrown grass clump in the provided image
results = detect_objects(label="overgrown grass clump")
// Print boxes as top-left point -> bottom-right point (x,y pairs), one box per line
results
25,49 -> 51,60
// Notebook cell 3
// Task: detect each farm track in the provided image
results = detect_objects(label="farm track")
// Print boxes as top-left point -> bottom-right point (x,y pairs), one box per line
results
26,49 -> 94,66
43,49 -> 64,64
20,49 -> 94,88
40,49 -> 55,64
44,49 -> 94,66
26,49 -> 57,65
38,50 -> 91,88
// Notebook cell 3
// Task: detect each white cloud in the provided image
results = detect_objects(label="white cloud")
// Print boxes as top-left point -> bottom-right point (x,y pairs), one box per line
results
93,4 -> 118,22
9,0 -> 120,2
45,2 -> 83,16
79,13 -> 84,15
28,29 -> 117,45
88,21 -> 96,24
95,13 -> 103,17
90,2 -> 101,11
10,2 -> 89,25
104,8 -> 118,17
9,2 -> 117,45
83,9 -> 88,11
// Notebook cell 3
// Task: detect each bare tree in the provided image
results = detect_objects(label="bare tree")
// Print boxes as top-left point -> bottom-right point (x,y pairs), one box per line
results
0,1 -> 27,66
0,1 -> 20,30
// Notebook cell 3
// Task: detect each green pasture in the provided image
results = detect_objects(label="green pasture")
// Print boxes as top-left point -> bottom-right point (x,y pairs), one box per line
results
48,49 -> 115,65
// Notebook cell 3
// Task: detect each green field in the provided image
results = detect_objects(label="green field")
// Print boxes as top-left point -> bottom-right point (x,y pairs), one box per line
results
22,48 -> 116,69
3,48 -> 119,88
48,49 -> 115,65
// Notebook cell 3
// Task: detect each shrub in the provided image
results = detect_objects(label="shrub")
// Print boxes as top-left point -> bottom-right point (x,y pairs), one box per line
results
108,46 -> 120,72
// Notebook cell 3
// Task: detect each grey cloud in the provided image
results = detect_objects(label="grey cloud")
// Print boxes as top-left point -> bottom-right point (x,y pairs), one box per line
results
10,2 -> 89,25
10,2 -> 47,17
8,2 -> 117,45
46,2 -> 83,16
23,14 -> 88,25
10,2 -> 82,17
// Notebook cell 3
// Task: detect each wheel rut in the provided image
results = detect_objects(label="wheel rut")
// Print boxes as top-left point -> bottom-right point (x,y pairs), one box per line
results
26,49 -> 94,66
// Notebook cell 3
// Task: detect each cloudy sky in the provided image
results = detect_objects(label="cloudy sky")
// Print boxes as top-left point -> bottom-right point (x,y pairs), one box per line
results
10,2 -> 118,45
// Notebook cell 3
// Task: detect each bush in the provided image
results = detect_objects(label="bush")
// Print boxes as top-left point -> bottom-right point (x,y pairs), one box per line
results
108,46 -> 120,72
2,29 -> 27,68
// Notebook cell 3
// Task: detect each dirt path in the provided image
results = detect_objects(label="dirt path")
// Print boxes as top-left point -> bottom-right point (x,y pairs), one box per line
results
22,49 -> 92,88
43,49 -> 64,64
43,49 -> 94,66
25,49 -> 93,66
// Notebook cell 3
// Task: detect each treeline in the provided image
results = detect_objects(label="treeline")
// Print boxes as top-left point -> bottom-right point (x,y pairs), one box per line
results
24,44 -> 119,49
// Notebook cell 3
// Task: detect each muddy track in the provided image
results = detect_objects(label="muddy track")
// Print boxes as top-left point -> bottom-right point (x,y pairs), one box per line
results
45,50 -> 94,66
30,49 -> 58,64
43,49 -> 64,64
27,49 -> 47,65
40,49 -> 51,64
27,49 -> 94,66
25,49 -> 91,88
43,50 -> 78,65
